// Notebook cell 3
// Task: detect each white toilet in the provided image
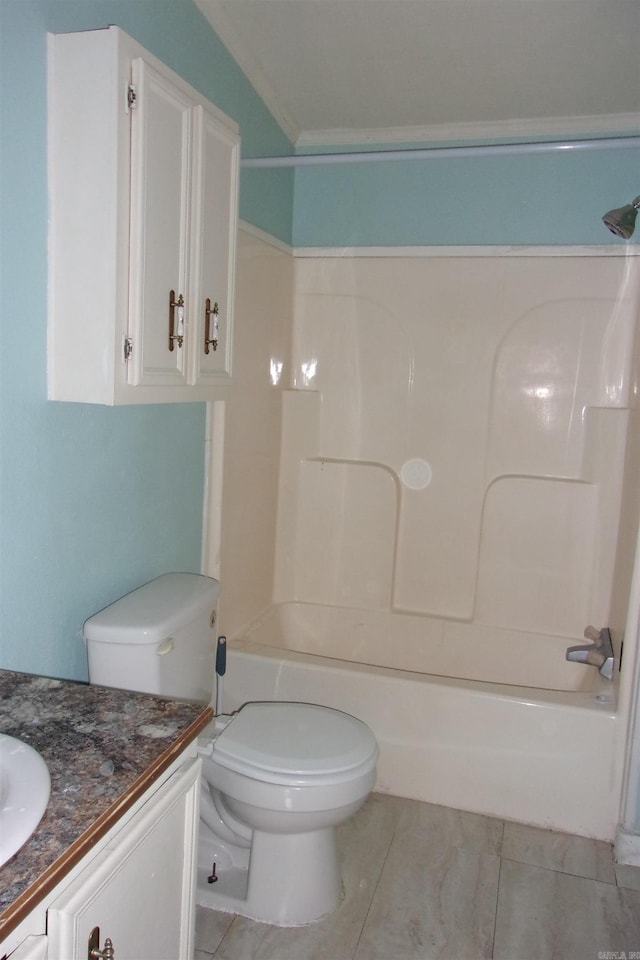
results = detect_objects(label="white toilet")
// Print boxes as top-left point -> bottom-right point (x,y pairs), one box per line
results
84,573 -> 378,925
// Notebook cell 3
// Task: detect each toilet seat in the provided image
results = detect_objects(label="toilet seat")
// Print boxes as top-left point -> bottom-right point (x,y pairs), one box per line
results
211,702 -> 378,786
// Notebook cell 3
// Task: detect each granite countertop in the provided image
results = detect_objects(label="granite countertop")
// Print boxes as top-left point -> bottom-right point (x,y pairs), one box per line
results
0,669 -> 212,943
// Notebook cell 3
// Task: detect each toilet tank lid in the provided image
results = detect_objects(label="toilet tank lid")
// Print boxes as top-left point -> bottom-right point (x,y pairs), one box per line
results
83,573 -> 219,645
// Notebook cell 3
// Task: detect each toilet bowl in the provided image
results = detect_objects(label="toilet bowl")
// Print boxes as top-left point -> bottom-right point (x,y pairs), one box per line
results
196,701 -> 378,924
83,574 -> 379,926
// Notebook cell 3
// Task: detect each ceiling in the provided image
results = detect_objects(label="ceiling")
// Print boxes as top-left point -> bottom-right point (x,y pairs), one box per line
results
196,0 -> 640,148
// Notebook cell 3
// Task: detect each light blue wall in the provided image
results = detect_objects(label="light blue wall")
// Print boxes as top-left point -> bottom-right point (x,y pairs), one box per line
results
0,0 -> 293,682
292,143 -> 640,247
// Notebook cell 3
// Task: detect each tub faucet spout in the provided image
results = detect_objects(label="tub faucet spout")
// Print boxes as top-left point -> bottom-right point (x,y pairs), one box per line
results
566,627 -> 614,680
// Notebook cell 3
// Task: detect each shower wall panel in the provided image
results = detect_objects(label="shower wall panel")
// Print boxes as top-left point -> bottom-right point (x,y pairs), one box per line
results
216,227 -> 294,638
279,254 -> 639,636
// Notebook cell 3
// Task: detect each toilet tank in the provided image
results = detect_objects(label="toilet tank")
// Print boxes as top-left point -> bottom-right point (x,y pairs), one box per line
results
84,573 -> 219,703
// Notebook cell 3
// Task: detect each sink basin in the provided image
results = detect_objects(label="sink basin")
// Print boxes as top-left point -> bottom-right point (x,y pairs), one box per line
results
0,734 -> 51,867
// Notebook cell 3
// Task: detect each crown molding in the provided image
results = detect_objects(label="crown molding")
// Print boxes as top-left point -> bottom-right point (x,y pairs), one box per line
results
296,113 -> 640,149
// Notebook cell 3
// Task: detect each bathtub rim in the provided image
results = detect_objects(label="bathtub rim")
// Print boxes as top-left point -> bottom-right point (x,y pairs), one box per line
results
231,599 -> 619,710
228,630 -> 618,716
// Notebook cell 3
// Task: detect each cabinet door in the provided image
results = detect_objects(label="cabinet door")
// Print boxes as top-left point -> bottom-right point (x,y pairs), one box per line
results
47,758 -> 200,960
127,57 -> 192,389
189,104 -> 239,388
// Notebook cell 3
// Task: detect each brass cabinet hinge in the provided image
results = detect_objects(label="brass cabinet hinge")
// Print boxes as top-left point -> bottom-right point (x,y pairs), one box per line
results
127,84 -> 137,110
123,336 -> 133,361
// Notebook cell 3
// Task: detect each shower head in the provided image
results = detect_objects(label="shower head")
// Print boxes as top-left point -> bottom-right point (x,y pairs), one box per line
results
602,195 -> 640,239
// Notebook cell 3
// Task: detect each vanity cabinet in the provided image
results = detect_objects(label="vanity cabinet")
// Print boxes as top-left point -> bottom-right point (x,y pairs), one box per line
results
47,757 -> 200,959
47,27 -> 239,405
2,754 -> 200,960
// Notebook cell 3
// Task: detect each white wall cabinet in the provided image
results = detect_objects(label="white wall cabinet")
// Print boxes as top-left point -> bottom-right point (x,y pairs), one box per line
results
48,27 -> 239,404
3,754 -> 200,960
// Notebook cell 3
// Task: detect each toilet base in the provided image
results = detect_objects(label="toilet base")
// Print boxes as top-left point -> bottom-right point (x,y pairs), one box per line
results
196,824 -> 341,925
197,831 -> 249,906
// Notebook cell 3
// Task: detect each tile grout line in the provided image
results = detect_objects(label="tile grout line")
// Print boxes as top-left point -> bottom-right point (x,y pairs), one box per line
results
349,810 -> 401,960
499,855 -> 619,885
211,913 -> 239,958
489,819 -> 506,960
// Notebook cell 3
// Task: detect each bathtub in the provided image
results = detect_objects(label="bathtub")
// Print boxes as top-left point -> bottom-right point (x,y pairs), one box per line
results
222,603 -> 623,841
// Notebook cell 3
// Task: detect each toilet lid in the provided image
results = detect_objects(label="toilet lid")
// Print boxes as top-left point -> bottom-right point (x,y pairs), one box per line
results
212,702 -> 377,778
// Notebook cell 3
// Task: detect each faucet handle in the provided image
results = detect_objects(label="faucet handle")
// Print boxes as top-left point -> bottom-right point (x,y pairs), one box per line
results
584,625 -> 601,643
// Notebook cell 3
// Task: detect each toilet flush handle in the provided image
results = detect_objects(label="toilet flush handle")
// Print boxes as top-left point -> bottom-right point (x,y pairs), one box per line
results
156,637 -> 174,656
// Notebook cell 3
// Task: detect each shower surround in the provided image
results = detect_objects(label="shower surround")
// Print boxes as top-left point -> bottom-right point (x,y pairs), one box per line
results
215,228 -> 640,840
278,253 -> 637,635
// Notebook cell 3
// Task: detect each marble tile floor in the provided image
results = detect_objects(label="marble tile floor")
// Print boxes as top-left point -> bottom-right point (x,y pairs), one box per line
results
195,792 -> 640,960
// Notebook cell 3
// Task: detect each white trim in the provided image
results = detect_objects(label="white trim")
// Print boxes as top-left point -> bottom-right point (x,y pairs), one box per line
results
615,829 -> 640,866
233,224 -> 640,260
296,113 -> 640,149
617,504 -> 640,841
233,226 -> 640,258
292,244 -> 640,259
201,400 -> 226,580
238,219 -> 293,256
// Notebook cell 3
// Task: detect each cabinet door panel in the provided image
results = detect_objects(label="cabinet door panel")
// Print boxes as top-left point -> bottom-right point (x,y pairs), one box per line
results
128,58 -> 192,388
47,759 -> 199,960
189,104 -> 239,387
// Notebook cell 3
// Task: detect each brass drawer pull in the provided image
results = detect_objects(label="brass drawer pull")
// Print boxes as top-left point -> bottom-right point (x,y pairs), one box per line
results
88,926 -> 115,959
204,298 -> 219,354
169,290 -> 185,351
